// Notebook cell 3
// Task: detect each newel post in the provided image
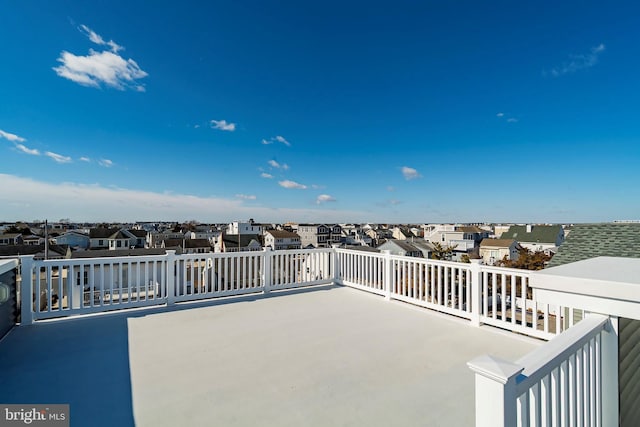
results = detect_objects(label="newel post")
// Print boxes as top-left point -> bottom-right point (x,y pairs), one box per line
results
166,250 -> 176,305
331,244 -> 341,285
382,250 -> 392,301
20,255 -> 35,326
601,316 -> 619,427
469,259 -> 483,327
262,247 -> 272,294
467,354 -> 523,427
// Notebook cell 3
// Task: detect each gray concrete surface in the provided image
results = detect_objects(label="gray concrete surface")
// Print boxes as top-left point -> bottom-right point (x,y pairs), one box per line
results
128,286 -> 538,426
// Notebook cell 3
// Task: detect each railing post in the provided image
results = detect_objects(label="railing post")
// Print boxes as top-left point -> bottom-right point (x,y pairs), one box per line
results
467,354 -> 523,427
382,250 -> 392,301
19,255 -> 35,326
601,315 -> 619,427
331,244 -> 341,285
262,247 -> 272,294
166,250 -> 176,306
469,259 -> 482,327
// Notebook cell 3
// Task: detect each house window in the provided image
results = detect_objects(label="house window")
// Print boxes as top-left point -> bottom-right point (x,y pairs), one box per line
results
99,240 -> 104,246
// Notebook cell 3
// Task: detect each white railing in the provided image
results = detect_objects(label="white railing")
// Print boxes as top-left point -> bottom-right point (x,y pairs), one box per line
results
335,250 -> 574,338
479,266 -> 568,340
20,248 -> 578,341
21,254 -> 169,320
19,248 -> 334,324
468,314 -> 617,427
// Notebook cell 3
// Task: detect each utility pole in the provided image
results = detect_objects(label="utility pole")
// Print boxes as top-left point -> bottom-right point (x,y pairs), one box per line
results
44,219 -> 49,260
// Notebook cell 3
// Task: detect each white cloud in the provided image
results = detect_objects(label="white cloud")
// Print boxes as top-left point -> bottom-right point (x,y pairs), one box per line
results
311,184 -> 325,190
401,166 -> 421,180
279,180 -> 307,190
506,118 -> 519,123
274,135 -> 291,146
268,160 -> 289,170
45,151 -> 72,164
15,144 -> 40,156
99,158 -> 114,167
235,194 -> 256,200
263,135 -> 291,146
316,194 -> 336,204
79,157 -> 91,162
496,112 -> 504,117
0,174 -> 369,223
79,25 -> 122,53
548,44 -> 606,77
386,186 -> 395,192
54,26 -> 147,91
0,129 -> 26,143
210,119 -> 236,131
260,172 -> 274,179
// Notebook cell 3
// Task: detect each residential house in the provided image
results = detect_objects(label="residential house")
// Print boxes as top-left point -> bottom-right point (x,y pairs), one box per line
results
22,235 -> 44,246
340,224 -> 373,247
227,220 -> 263,235
148,232 -> 185,248
294,224 -> 342,248
377,239 -> 423,258
0,234 -> 23,246
220,234 -> 262,252
479,239 -> 521,265
409,239 -> 435,259
364,227 -> 392,247
89,228 -> 119,249
264,230 -> 301,250
425,225 -> 490,260
54,231 -> 90,249
127,229 -> 148,249
161,238 -> 212,254
185,230 -> 221,247
501,224 -> 564,253
108,230 -> 133,250
391,226 -> 413,240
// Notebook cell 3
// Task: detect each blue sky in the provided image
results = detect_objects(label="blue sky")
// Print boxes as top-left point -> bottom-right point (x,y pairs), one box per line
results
1,1 -> 639,224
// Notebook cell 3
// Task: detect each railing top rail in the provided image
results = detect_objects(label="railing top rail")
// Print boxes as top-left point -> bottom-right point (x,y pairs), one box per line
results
478,265 -> 532,276
388,255 -> 473,269
0,258 -> 19,275
28,254 -> 170,266
270,248 -> 333,255
515,313 -> 609,390
335,248 -> 384,258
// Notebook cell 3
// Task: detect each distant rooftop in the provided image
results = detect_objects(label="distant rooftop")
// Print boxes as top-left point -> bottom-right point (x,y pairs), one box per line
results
548,223 -> 640,267
501,224 -> 562,244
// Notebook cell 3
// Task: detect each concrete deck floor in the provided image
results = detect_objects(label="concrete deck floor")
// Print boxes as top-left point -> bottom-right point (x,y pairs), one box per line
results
0,285 -> 539,426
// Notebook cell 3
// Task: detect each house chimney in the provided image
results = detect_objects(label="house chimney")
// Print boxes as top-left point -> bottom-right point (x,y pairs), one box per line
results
526,224 -> 532,233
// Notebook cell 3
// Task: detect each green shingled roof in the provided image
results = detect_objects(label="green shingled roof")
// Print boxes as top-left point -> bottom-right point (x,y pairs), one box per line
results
501,225 -> 562,244
547,223 -> 640,268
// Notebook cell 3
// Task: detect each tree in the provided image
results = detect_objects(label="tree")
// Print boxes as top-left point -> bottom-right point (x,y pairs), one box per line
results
430,242 -> 457,260
496,248 -> 552,270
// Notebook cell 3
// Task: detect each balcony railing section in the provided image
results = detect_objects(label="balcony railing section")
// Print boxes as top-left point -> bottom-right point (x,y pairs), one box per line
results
20,248 -> 336,323
335,250 -> 572,339
468,314 -> 616,427
21,248 -> 577,342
